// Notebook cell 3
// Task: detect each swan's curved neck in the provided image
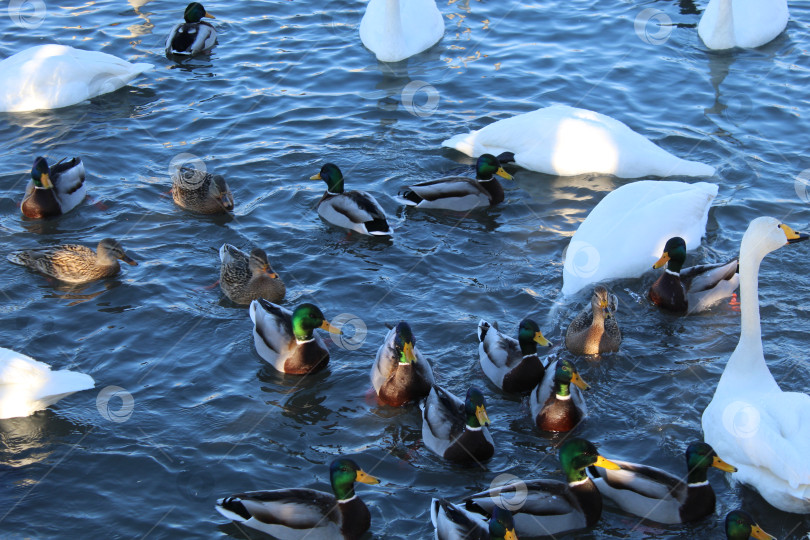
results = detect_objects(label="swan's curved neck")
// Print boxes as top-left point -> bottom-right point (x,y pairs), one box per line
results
383,0 -> 402,35
738,252 -> 763,353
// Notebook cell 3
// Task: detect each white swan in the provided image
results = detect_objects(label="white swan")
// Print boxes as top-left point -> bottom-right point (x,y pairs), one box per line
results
698,0 -> 789,50
442,105 -> 716,178
702,216 -> 810,514
0,347 -> 94,419
561,181 -> 718,296
359,0 -> 444,63
0,44 -> 153,113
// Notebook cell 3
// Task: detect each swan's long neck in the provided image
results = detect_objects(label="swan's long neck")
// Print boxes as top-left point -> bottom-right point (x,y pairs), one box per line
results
723,234 -> 776,389
383,0 -> 403,36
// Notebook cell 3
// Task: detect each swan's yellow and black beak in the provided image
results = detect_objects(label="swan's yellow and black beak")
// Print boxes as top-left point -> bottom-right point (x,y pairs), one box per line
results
355,469 -> 380,485
320,319 -> 342,335
712,455 -> 737,473
780,223 -> 809,244
653,251 -> 670,269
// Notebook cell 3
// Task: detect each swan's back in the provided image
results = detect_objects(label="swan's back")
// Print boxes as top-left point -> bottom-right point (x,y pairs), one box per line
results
0,348 -> 94,419
561,181 -> 718,296
0,44 -> 154,113
360,0 -> 444,62
698,0 -> 788,50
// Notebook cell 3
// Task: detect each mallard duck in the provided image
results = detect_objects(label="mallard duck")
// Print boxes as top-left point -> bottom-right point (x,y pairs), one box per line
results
725,510 -> 775,540
565,286 -> 621,355
464,438 -> 620,536
0,44 -> 153,113
400,154 -> 512,211
530,358 -> 589,432
171,166 -> 233,214
430,499 -> 517,540
219,244 -> 285,305
248,300 -> 341,375
562,180 -> 718,296
650,236 -> 739,314
8,238 -> 137,283
21,156 -> 86,219
0,347 -> 94,419
215,458 -> 379,539
166,2 -> 217,56
702,217 -> 810,513
371,322 -> 434,406
590,442 -> 737,524
477,318 -> 551,394
311,163 -> 391,236
421,386 -> 494,465
699,0 -> 788,50
359,0 -> 444,62
442,105 -> 715,178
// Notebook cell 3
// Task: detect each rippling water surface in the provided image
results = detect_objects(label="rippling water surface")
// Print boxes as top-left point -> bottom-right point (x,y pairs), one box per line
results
2,0 -> 810,538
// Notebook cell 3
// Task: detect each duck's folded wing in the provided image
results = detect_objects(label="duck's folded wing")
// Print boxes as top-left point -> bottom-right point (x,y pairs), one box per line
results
409,177 -> 489,199
423,386 -> 464,441
682,259 -> 738,292
431,499 -> 487,540
371,326 -> 398,390
590,459 -> 681,500
530,359 -> 556,414
249,299 -> 293,354
343,191 -> 387,221
218,488 -> 339,528
478,320 -> 519,369
465,479 -> 577,516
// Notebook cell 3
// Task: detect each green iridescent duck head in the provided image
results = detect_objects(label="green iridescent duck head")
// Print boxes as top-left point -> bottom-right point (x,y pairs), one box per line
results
558,438 -> 619,483
724,510 -> 774,540
329,458 -> 380,501
475,154 -> 513,181
464,387 -> 491,429
553,359 -> 589,397
517,318 -> 552,356
30,157 -> 52,189
684,442 -> 736,484
311,163 -> 345,194
291,303 -> 341,342
488,506 -> 517,540
184,2 -> 215,23
653,237 -> 687,273
392,321 -> 417,365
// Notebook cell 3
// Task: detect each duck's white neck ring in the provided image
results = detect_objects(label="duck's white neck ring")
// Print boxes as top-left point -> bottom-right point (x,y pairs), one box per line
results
555,394 -> 572,401
687,480 -> 709,488
339,494 -> 358,503
665,269 -> 679,276
466,425 -> 483,432
296,338 -> 315,344
568,478 -> 589,487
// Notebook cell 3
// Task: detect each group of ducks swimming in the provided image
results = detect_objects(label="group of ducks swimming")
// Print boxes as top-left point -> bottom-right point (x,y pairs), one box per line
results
0,0 -> 803,538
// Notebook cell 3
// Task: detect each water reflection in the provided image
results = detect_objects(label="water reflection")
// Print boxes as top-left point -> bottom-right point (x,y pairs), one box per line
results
127,0 -> 155,39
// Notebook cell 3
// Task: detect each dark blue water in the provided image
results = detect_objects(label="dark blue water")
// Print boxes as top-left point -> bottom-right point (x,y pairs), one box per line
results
1,0 -> 810,538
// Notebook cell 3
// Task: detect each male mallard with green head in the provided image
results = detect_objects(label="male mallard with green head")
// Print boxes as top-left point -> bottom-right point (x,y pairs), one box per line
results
478,318 -> 551,394
215,458 -> 380,539
565,286 -> 621,355
21,156 -> 86,219
371,321 -> 434,406
430,499 -> 517,540
591,441 -> 737,524
8,238 -> 137,283
530,358 -> 589,432
650,236 -> 739,314
464,438 -> 620,536
248,300 -> 341,374
400,154 -> 512,211
421,386 -> 494,464
166,2 -> 217,56
311,163 -> 392,236
724,510 -> 775,540
171,166 -> 233,214
219,244 -> 285,305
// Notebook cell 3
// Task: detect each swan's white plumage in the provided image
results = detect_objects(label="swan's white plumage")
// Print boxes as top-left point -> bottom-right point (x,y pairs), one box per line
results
360,0 -> 444,62
0,347 -> 94,419
561,181 -> 718,296
702,217 -> 810,514
0,44 -> 153,113
442,105 -> 715,178
698,0 -> 788,50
